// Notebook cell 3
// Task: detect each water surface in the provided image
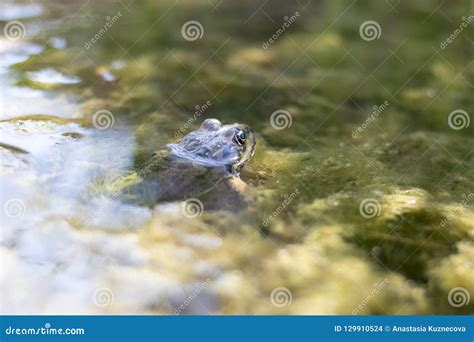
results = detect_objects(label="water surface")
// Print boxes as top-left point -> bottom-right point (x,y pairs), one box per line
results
0,0 -> 473,314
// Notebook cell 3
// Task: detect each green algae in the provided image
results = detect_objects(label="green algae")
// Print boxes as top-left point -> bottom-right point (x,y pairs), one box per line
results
2,0 -> 473,314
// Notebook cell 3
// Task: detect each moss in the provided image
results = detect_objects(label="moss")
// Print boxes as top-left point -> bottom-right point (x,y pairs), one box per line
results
3,0 -> 472,314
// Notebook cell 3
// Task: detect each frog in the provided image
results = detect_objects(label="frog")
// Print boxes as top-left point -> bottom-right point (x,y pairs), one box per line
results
124,118 -> 256,211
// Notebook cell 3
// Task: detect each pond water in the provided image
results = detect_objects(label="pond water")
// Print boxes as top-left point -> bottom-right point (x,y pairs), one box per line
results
0,0 -> 473,314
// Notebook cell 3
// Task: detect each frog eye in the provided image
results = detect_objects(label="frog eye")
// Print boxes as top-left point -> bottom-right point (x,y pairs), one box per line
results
233,130 -> 246,146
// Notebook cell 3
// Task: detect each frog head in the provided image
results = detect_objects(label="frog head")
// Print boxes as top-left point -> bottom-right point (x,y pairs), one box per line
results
167,118 -> 256,174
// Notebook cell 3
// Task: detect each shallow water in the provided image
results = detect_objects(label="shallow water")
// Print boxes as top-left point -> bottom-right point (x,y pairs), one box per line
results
0,0 -> 473,314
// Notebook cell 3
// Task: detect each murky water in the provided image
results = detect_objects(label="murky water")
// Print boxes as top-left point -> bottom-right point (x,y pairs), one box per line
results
0,0 -> 473,314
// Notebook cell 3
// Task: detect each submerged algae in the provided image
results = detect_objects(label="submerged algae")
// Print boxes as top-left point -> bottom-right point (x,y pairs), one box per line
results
1,0 -> 473,315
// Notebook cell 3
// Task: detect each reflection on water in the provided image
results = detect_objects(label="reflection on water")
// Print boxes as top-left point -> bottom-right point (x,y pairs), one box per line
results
0,0 -> 473,315
26,68 -> 81,85
0,115 -> 156,313
0,3 -> 43,21
0,38 -> 79,118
